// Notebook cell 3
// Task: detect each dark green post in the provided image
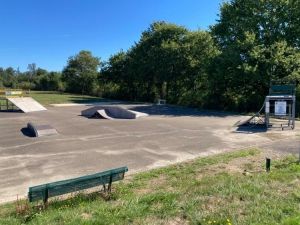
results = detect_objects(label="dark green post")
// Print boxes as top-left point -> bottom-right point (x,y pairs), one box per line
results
108,174 -> 113,193
43,188 -> 49,204
266,158 -> 271,172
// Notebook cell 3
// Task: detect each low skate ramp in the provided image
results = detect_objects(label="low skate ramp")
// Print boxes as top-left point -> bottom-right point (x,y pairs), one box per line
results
234,115 -> 255,127
26,122 -> 58,137
6,97 -> 47,113
128,110 -> 149,118
81,106 -> 148,119
97,109 -> 115,120
234,102 -> 265,127
234,114 -> 265,127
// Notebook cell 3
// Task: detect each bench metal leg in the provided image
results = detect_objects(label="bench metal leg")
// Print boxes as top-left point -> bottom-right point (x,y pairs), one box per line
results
43,188 -> 49,204
108,175 -> 113,193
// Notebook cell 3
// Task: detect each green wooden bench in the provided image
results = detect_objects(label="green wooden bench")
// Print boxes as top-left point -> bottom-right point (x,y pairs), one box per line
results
28,166 -> 128,203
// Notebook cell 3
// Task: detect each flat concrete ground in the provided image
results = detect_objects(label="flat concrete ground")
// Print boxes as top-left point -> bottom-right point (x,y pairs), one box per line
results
0,104 -> 299,203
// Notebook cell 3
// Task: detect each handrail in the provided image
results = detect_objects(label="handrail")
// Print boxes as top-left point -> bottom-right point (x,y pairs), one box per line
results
0,89 -> 24,97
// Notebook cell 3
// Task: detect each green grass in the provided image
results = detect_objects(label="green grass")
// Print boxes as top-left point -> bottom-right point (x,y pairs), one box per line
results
0,149 -> 299,225
27,91 -> 103,105
0,91 -> 104,109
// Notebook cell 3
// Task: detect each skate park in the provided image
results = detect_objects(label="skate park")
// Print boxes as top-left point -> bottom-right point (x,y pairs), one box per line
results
0,87 -> 299,203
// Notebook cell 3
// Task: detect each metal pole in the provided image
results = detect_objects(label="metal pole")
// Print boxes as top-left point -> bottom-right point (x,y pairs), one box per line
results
265,97 -> 269,128
292,96 -> 296,129
298,144 -> 300,164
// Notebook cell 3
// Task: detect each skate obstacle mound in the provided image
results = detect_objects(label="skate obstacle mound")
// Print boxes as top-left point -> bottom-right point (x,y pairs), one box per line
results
27,122 -> 58,137
81,106 -> 148,120
235,84 -> 296,130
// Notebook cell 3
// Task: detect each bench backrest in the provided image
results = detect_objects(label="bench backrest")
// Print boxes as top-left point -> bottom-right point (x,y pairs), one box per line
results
28,166 -> 128,202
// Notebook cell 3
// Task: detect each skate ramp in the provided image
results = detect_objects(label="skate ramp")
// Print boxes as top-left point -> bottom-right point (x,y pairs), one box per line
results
234,115 -> 254,127
81,106 -> 148,119
128,110 -> 148,118
234,102 -> 265,128
96,109 -> 115,120
6,97 -> 47,113
26,122 -> 58,137
234,114 -> 265,128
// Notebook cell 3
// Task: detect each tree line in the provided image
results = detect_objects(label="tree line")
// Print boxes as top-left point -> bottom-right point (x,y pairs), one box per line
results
1,0 -> 300,113
0,64 -> 63,92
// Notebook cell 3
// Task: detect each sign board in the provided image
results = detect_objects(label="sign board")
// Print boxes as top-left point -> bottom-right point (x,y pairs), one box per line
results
157,99 -> 166,105
265,101 -> 270,113
275,101 -> 286,116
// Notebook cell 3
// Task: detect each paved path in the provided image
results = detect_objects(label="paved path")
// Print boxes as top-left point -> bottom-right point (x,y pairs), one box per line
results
0,104 -> 298,203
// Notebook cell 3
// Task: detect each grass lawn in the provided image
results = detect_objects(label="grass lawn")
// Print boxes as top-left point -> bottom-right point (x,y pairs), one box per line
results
0,149 -> 299,225
27,91 -> 103,106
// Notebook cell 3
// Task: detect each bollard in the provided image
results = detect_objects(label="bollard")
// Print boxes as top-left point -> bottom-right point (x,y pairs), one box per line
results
266,158 -> 271,172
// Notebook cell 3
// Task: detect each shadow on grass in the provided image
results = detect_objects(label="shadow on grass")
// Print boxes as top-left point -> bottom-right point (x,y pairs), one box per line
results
22,191 -> 112,223
47,191 -> 110,209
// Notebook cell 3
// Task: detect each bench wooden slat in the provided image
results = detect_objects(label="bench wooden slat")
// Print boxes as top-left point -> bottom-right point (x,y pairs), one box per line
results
28,166 -> 128,202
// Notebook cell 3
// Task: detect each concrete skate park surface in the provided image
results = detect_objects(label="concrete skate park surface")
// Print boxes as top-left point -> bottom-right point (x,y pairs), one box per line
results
0,103 -> 299,203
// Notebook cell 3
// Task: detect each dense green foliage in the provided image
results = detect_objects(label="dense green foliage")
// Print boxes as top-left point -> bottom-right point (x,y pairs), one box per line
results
209,0 -> 300,111
2,0 -> 300,113
62,50 -> 100,95
0,66 -> 63,91
101,22 -> 219,105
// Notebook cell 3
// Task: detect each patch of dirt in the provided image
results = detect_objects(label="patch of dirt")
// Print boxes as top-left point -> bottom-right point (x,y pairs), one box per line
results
201,196 -> 224,213
166,217 -> 188,225
290,178 -> 300,186
136,175 -> 169,195
81,212 -> 92,219
264,132 -> 287,140
132,217 -> 188,225
196,149 -> 285,180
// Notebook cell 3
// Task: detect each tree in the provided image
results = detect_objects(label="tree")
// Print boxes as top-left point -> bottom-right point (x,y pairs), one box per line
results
175,30 -> 220,107
101,51 -> 133,99
62,50 -> 100,95
27,63 -> 36,89
38,72 -> 64,91
102,21 -> 219,105
132,21 -> 189,101
210,0 -> 300,111
0,67 -> 17,88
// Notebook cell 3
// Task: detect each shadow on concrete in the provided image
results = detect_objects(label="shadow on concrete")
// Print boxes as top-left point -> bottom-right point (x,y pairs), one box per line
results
82,115 -> 107,119
234,126 -> 267,133
128,105 -> 237,118
20,127 -> 35,137
0,109 -> 22,112
67,96 -> 123,105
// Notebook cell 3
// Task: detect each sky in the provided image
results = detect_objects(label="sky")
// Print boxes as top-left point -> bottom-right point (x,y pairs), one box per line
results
0,0 -> 224,72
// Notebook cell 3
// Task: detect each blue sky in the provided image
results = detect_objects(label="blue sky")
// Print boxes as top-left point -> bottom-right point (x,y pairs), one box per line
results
0,0 -> 224,71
